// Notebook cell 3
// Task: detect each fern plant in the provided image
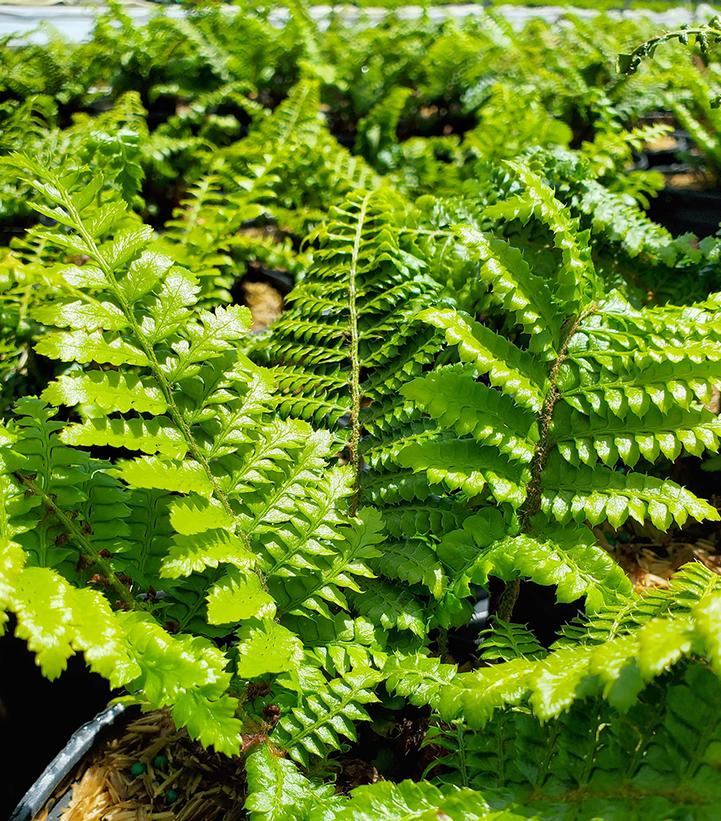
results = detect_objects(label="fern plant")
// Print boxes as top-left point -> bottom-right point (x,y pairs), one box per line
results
0,155 -> 387,762
334,665 -> 721,818
4,6 -> 721,820
264,158 -> 721,632
259,186 -> 475,644
242,560 -> 721,817
397,162 -> 721,619
238,153 -> 721,817
371,563 -> 721,817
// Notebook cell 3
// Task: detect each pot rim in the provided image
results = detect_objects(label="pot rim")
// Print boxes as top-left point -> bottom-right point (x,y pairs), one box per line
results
9,702 -> 131,821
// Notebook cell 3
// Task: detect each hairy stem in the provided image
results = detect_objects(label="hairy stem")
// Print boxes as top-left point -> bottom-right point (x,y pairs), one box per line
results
17,473 -> 143,610
496,579 -> 521,622
497,311 -> 589,620
347,193 -> 371,516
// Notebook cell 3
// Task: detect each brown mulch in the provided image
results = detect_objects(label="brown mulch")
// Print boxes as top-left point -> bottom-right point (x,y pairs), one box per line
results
596,510 -> 721,594
618,535 -> 721,592
35,711 -> 246,821
242,281 -> 283,331
664,171 -> 710,191
644,133 -> 680,153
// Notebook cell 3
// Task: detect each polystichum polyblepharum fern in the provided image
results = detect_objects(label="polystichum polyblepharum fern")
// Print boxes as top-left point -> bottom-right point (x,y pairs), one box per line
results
0,155 -> 384,758
3,5 -> 721,820
397,163 -> 721,620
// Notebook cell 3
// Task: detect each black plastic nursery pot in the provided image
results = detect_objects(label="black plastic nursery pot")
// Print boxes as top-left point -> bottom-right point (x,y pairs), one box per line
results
0,631 -> 115,819
632,123 -> 721,238
9,703 -> 249,821
240,265 -> 294,296
9,704 -> 131,821
647,186 -> 721,238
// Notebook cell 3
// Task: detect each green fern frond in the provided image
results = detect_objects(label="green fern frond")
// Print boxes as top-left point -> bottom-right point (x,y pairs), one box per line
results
11,565 -> 139,686
245,744 -> 343,820
399,168 -> 721,613
416,665 -> 721,818
1,155 -> 388,755
328,779 -> 499,820
478,619 -> 547,662
271,664 -> 381,766
389,566 -> 721,727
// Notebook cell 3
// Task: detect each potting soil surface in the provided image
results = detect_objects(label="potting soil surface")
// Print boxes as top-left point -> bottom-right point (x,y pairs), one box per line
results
35,711 -> 246,821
